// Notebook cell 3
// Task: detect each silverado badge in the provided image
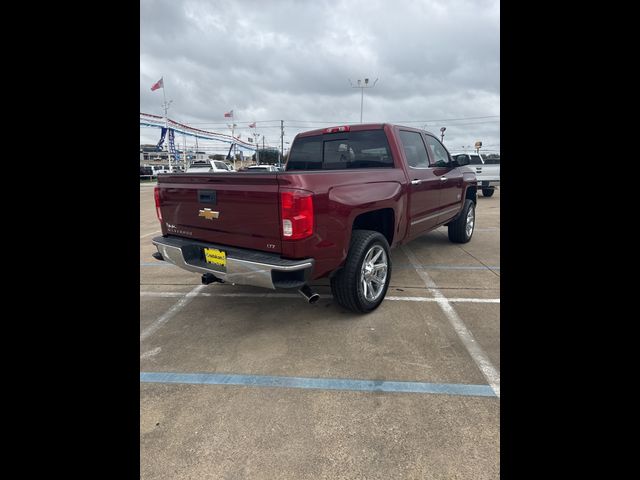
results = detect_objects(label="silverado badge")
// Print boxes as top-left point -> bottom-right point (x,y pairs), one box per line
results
198,208 -> 220,220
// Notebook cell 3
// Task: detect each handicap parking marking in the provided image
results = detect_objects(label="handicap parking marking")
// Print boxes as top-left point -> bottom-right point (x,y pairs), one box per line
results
140,371 -> 496,398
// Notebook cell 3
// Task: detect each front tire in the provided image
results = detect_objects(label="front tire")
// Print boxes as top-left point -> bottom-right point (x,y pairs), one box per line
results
330,230 -> 391,313
482,187 -> 495,197
448,199 -> 475,243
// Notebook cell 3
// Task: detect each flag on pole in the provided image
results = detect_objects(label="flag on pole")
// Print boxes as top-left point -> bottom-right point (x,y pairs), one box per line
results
249,122 -> 256,128
224,110 -> 233,118
151,77 -> 164,91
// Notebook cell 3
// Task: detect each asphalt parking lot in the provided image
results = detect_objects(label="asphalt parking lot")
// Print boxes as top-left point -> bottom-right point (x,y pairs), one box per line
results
140,184 -> 500,479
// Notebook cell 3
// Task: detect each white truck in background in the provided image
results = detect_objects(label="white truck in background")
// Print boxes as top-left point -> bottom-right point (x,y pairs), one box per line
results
451,152 -> 500,197
185,160 -> 234,173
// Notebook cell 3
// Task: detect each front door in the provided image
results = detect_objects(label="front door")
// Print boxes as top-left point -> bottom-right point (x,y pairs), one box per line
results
424,134 -> 464,224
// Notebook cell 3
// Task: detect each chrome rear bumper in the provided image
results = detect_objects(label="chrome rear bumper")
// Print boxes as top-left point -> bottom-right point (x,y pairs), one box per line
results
152,236 -> 314,290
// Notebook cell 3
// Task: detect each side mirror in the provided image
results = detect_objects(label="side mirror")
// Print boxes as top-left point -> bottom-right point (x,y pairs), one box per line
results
454,155 -> 470,166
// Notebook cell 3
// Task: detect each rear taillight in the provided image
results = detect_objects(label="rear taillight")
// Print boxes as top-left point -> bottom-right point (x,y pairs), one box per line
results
154,187 -> 163,222
280,189 -> 314,240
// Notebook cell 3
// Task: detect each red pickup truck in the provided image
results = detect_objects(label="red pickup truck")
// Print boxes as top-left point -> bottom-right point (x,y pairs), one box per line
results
152,123 -> 477,313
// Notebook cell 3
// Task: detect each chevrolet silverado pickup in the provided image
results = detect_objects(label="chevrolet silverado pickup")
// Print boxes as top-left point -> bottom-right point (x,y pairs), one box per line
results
151,124 -> 477,313
451,152 -> 499,197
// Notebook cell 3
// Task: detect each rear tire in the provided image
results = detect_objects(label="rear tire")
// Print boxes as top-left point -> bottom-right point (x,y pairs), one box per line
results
482,187 -> 495,197
330,230 -> 391,313
448,199 -> 475,243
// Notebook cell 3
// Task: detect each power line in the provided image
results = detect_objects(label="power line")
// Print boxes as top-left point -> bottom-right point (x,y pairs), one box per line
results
159,115 -> 500,126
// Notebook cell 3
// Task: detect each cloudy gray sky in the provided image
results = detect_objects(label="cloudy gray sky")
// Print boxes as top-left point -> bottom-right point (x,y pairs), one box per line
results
140,0 -> 499,154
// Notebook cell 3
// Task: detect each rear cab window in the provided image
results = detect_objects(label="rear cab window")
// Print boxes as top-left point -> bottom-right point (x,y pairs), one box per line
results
286,130 -> 393,171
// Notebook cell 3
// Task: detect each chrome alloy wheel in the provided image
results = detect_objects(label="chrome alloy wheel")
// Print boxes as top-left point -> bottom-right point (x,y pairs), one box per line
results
466,204 -> 475,238
360,245 -> 388,302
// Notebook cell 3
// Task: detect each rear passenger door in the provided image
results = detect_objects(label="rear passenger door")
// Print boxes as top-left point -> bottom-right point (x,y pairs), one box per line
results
423,135 -> 464,224
398,130 -> 444,237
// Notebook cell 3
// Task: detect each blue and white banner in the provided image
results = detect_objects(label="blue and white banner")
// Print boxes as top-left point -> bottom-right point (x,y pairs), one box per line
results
156,127 -> 167,150
168,129 -> 177,164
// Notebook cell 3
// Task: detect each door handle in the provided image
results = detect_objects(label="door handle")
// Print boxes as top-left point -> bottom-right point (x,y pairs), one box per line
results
440,176 -> 447,181
411,179 -> 422,185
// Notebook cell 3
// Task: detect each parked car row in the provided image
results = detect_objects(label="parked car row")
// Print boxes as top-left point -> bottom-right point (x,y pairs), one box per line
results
142,160 -> 288,177
140,165 -> 184,177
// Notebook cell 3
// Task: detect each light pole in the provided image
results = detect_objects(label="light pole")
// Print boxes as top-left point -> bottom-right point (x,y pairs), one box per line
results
349,77 -> 378,123
440,127 -> 446,143
227,122 -> 237,170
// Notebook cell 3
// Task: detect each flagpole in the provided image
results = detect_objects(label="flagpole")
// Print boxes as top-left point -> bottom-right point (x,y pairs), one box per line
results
161,77 -> 171,169
231,111 -> 236,171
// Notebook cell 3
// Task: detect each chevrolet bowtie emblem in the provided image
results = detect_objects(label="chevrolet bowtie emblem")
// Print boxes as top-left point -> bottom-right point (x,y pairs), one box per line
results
198,208 -> 220,220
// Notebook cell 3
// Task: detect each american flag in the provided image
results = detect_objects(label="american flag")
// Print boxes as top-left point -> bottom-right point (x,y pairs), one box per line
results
150,77 -> 163,91
224,110 -> 233,118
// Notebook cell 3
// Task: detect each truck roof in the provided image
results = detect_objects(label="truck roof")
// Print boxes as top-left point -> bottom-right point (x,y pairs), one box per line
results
296,123 -> 437,138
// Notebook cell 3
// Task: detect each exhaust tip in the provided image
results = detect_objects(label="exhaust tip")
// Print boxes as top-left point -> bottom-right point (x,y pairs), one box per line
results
298,285 -> 320,304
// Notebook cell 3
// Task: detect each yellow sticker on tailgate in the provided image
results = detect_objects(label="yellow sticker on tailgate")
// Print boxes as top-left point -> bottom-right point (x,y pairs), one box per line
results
204,248 -> 226,266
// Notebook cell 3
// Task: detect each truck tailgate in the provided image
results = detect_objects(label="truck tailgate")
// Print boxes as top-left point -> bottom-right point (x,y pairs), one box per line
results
157,173 -> 283,254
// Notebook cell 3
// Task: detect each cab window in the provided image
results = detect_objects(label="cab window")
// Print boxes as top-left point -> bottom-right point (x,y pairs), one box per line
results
398,130 -> 430,168
424,135 -> 450,167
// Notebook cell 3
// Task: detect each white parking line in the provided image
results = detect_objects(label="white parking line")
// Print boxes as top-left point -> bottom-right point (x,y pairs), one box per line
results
140,347 -> 161,359
140,230 -> 160,239
387,296 -> 499,303
140,284 -> 207,342
139,291 -> 499,303
401,245 -> 500,397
